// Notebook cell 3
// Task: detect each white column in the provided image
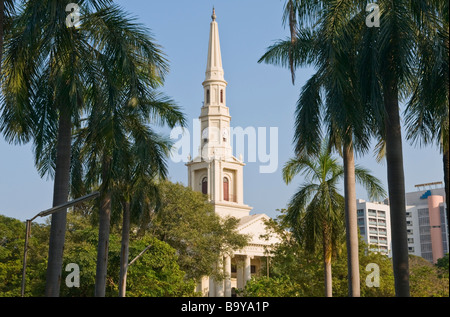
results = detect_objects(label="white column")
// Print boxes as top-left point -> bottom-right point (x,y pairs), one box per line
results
237,257 -> 244,290
215,258 -> 224,297
244,255 -> 251,285
224,255 -> 232,297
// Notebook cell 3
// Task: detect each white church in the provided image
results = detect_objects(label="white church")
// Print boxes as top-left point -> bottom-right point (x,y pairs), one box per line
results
186,9 -> 280,297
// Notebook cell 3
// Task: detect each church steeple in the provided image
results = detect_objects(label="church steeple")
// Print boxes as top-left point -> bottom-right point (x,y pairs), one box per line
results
204,8 -> 225,83
199,7 -> 231,162
187,9 -> 251,219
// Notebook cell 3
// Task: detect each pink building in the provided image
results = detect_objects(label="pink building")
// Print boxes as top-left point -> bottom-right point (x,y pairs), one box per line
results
427,195 -> 445,263
405,184 -> 448,263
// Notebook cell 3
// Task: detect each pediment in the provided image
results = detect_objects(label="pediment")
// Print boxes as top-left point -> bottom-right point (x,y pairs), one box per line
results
236,214 -> 280,246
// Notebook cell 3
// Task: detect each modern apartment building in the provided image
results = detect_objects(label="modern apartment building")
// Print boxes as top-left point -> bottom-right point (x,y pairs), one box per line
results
356,199 -> 392,256
357,182 -> 448,264
405,184 -> 448,263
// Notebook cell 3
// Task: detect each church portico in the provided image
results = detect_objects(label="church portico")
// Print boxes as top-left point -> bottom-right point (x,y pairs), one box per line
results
198,252 -> 266,297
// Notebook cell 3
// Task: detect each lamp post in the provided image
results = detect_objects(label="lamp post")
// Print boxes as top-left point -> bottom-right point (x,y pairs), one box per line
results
21,192 -> 100,297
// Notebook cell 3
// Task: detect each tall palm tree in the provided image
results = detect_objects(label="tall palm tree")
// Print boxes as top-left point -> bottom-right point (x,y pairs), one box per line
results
404,0 -> 449,243
283,139 -> 384,297
1,0 -> 114,296
283,143 -> 344,297
70,5 -> 185,297
259,1 -> 377,296
263,0 -> 442,297
356,0 -> 444,296
117,159 -> 164,297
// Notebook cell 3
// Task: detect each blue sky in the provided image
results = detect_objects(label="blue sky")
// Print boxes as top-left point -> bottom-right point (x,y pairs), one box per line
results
0,0 -> 444,222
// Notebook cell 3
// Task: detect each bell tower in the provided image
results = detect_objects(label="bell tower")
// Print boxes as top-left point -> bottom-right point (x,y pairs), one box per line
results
200,8 -> 232,161
187,9 -> 252,219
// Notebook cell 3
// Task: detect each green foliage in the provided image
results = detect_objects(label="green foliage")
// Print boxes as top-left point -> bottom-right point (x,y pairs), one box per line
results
111,237 -> 197,297
0,213 -> 198,297
436,253 -> 449,275
0,215 -> 49,297
409,255 -> 449,297
147,181 -> 249,281
0,180 -> 249,297
243,215 -> 449,297
0,215 -> 26,297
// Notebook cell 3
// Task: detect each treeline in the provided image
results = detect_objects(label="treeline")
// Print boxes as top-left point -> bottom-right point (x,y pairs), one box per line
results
1,189 -> 448,297
241,215 -> 449,297
0,181 -> 248,297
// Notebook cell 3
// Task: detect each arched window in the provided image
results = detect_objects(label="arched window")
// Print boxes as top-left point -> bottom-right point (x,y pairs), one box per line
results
202,177 -> 208,195
223,177 -> 229,201
206,89 -> 210,104
220,89 -> 224,104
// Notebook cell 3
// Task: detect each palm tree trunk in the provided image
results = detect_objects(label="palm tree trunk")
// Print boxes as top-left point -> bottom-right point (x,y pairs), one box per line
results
288,0 -> 297,85
95,189 -> 111,297
343,142 -> 360,297
323,228 -> 332,297
383,75 -> 410,297
45,110 -> 72,297
443,148 -> 449,245
0,0 -> 4,77
119,200 -> 131,297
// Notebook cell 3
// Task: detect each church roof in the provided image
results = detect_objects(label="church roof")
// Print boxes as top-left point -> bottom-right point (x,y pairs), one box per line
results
237,213 -> 270,230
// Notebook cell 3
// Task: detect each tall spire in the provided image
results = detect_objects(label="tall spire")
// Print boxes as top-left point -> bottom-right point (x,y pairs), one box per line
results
205,7 -> 224,82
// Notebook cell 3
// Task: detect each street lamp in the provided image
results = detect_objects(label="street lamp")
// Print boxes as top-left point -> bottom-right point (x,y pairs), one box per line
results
21,192 -> 100,297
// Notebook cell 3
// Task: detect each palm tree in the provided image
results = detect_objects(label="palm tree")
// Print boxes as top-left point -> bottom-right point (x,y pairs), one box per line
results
0,0 -> 15,78
1,0 -> 115,296
259,1 -> 378,296
262,0 -> 443,297
71,5 -> 185,297
404,0 -> 449,243
283,139 -> 384,297
117,159 -> 164,297
283,143 -> 344,297
356,0 -> 444,296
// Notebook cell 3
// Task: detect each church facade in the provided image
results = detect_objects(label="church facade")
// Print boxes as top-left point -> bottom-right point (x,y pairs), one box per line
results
186,9 -> 280,297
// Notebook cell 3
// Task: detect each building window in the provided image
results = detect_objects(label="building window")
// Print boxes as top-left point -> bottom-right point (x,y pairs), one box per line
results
223,177 -> 229,201
220,89 -> 224,103
206,89 -> 210,104
202,177 -> 208,195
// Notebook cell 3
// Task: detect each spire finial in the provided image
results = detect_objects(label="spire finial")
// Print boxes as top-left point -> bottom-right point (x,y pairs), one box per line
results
212,7 -> 216,21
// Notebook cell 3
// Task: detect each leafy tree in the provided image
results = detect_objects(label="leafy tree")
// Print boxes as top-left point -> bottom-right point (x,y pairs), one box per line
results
0,212 -> 199,297
109,236 -> 198,297
246,212 -> 449,297
0,215 -> 26,296
59,211 -> 198,297
146,181 -> 249,282
243,211 -> 396,297
435,253 -> 449,276
408,255 -> 449,297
